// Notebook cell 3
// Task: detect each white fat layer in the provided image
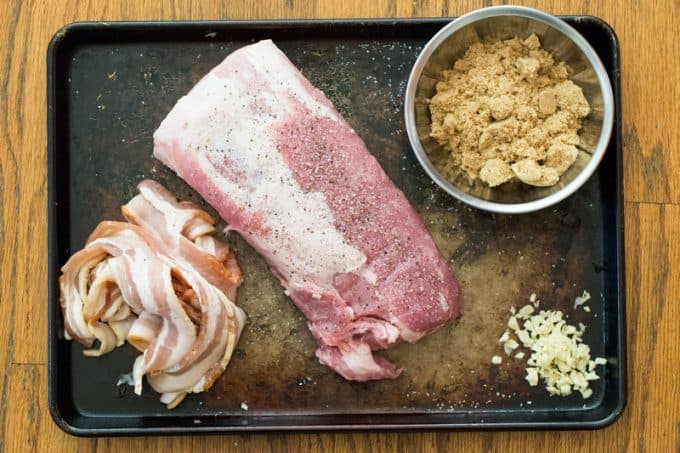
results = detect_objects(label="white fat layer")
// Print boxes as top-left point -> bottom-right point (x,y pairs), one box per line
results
438,293 -> 449,312
155,40 -> 366,287
68,290 -> 90,340
361,268 -> 377,286
241,41 -> 340,123
128,311 -> 158,341
132,355 -> 144,395
340,343 -> 381,375
109,317 -> 135,346
138,184 -> 188,235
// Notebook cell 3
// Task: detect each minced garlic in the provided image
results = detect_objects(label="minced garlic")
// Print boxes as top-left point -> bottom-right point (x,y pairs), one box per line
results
492,293 -> 606,399
503,338 -> 519,355
573,290 -> 591,309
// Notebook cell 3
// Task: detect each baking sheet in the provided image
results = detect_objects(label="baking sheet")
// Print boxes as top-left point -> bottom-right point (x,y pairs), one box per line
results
47,18 -> 625,434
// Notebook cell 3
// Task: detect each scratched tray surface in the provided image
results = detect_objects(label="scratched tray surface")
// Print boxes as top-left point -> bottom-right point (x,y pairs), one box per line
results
48,19 -> 624,433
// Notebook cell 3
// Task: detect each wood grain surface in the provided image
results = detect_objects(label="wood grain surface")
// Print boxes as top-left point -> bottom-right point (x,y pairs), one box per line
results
0,0 -> 678,451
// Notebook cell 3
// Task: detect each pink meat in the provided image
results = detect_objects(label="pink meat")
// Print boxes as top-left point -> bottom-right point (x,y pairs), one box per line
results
153,40 -> 461,380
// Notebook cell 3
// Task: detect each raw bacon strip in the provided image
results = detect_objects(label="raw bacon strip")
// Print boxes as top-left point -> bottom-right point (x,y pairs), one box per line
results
127,311 -> 162,352
109,317 -> 136,347
147,294 -> 246,395
153,40 -> 461,380
59,247 -> 108,346
122,180 -> 242,299
82,261 -> 116,322
83,321 -> 118,358
58,181 -> 245,408
67,224 -> 198,372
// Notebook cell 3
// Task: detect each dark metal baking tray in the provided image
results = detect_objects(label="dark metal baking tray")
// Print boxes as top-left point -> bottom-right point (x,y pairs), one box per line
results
47,17 -> 625,435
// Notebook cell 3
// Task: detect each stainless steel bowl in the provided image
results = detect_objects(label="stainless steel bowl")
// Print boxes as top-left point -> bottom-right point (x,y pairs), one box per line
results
405,6 -> 614,214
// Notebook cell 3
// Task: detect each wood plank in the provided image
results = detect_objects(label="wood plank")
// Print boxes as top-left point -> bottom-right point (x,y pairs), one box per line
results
2,364 -> 95,452
617,202 -> 680,451
0,2 -> 26,447
6,0 -> 50,366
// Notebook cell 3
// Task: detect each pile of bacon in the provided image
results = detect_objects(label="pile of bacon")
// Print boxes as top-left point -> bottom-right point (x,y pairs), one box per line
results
59,180 -> 245,408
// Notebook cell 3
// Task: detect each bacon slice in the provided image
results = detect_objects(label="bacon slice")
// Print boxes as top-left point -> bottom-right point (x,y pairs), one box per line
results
122,180 -> 242,300
153,40 -> 461,380
58,181 -> 244,408
128,311 -> 162,352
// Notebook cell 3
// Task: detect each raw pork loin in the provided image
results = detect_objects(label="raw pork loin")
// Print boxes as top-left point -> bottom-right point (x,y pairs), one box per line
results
153,40 -> 461,380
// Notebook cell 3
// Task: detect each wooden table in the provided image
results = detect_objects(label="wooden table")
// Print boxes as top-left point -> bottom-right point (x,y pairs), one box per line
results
1,0 -> 677,451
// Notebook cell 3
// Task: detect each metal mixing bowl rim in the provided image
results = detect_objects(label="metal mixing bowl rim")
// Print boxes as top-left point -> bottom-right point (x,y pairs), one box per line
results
404,5 -> 615,214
